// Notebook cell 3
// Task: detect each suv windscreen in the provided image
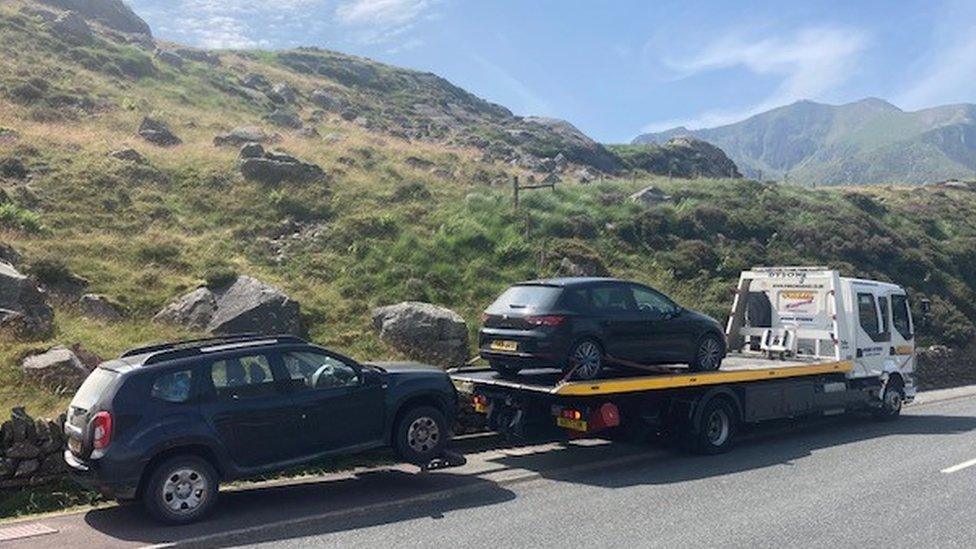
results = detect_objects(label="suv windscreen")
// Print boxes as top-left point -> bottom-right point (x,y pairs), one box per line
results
487,285 -> 562,314
71,368 -> 118,410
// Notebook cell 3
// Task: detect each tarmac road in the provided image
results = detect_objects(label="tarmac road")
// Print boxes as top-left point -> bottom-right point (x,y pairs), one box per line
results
3,389 -> 976,548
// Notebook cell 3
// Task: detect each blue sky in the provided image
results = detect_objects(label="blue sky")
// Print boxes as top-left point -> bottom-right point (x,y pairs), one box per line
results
130,0 -> 976,143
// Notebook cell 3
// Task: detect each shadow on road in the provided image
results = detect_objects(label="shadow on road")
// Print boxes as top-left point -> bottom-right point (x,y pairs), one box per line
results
494,410 -> 976,488
82,469 -> 514,547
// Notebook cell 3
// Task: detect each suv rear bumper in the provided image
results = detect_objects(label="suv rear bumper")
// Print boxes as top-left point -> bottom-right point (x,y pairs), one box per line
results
64,450 -> 140,500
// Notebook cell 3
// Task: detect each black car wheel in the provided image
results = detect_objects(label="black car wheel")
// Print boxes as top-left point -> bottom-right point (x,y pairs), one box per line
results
565,339 -> 604,380
142,455 -> 219,525
489,360 -> 522,377
690,334 -> 725,372
394,405 -> 449,465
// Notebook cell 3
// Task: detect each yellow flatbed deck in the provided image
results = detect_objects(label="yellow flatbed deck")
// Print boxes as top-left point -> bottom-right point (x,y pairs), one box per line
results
451,354 -> 853,397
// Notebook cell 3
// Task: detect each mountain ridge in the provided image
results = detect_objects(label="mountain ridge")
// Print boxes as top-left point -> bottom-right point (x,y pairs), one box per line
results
634,98 -> 976,185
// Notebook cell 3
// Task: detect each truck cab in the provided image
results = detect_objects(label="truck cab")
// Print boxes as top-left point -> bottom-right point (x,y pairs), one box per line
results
726,267 -> 916,403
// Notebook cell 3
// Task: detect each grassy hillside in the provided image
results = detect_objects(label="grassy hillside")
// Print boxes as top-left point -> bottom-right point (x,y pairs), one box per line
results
2,0 -> 976,420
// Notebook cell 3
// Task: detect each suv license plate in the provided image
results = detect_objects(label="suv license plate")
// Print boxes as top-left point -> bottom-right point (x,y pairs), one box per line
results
490,340 -> 518,352
556,417 -> 588,432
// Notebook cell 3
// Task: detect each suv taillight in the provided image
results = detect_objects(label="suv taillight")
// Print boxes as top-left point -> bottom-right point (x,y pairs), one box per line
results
526,315 -> 566,327
91,411 -> 113,450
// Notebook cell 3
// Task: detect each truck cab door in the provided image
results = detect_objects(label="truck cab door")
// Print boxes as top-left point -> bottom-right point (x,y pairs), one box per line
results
854,291 -> 890,376
888,292 -> 916,370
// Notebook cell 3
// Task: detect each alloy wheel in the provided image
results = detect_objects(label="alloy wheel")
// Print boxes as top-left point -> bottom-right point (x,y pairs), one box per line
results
697,337 -> 723,370
571,341 -> 602,379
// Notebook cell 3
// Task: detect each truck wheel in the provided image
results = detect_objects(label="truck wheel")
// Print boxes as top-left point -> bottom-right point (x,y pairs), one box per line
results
690,334 -> 724,372
394,406 -> 449,465
688,397 -> 738,454
142,455 -> 218,525
564,339 -> 604,380
489,360 -> 521,377
874,380 -> 904,420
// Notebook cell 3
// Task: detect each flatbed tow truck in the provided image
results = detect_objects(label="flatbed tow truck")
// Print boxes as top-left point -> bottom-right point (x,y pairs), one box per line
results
451,267 -> 920,453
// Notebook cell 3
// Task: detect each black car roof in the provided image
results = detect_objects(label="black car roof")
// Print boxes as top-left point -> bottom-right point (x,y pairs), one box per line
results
515,277 -> 623,288
105,334 -> 310,373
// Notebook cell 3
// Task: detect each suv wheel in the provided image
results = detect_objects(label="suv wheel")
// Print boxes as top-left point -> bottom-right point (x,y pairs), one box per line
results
394,406 -> 449,465
565,340 -> 604,380
690,334 -> 724,372
143,455 -> 218,525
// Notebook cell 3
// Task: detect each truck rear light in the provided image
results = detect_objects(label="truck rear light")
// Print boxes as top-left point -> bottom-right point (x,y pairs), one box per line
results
526,315 -> 565,327
561,409 -> 582,420
91,411 -> 113,450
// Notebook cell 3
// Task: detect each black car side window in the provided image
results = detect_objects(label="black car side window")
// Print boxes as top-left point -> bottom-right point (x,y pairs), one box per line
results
590,285 -> 636,314
283,351 -> 361,391
631,285 -> 677,319
151,369 -> 194,403
210,354 -> 278,400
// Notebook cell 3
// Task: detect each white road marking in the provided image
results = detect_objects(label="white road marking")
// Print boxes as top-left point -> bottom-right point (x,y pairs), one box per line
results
941,457 -> 976,474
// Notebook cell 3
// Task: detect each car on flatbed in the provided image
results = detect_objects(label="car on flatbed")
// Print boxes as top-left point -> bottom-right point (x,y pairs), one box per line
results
63,334 -> 458,524
479,277 -> 727,379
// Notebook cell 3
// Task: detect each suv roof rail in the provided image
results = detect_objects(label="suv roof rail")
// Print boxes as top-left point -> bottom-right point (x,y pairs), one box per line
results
122,333 -> 307,363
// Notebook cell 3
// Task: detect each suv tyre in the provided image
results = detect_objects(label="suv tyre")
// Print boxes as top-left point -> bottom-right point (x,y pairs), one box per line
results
143,455 -> 219,525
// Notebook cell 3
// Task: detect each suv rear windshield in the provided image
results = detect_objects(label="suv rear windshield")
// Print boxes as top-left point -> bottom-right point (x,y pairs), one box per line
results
487,285 -> 563,314
71,368 -> 118,409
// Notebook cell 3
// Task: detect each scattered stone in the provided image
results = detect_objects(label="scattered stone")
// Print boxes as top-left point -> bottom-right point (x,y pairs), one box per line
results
50,11 -> 93,44
5,441 -> 41,460
310,89 -> 342,110
264,109 -> 303,129
0,261 -> 54,339
137,117 -> 182,147
79,293 -> 124,321
155,276 -> 301,335
14,459 -> 40,478
297,126 -> 320,139
371,302 -> 469,368
108,148 -> 146,164
629,185 -> 673,206
239,145 -> 326,184
542,172 -> 561,185
271,83 -> 297,103
0,242 -> 21,265
241,73 -> 270,89
155,49 -> 184,69
405,156 -> 434,169
214,127 -> 275,147
0,157 -> 29,180
20,346 -> 90,391
152,287 -> 216,330
175,48 -> 220,66
575,168 -> 594,184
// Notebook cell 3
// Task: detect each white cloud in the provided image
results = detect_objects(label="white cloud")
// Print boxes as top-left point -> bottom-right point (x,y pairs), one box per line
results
336,0 -> 435,26
643,26 -> 869,131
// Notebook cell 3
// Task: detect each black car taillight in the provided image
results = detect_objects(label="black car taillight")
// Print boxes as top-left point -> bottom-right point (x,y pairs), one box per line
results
91,411 -> 113,450
526,315 -> 566,327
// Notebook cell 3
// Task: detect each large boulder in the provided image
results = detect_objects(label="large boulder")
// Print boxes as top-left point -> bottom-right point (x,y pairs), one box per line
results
152,287 -> 216,330
78,293 -> 124,321
213,127 -> 276,147
50,11 -> 93,44
154,277 -> 301,335
0,261 -> 54,339
40,0 -> 153,36
238,144 -> 326,184
310,89 -> 344,111
269,83 -> 297,104
138,117 -> 182,147
629,185 -> 673,206
21,346 -> 90,391
371,302 -> 469,368
264,109 -> 303,129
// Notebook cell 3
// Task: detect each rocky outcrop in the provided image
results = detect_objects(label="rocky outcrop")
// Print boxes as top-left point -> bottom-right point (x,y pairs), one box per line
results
20,346 -> 90,391
138,117 -> 181,147
310,89 -> 344,111
50,11 -> 93,44
629,185 -> 673,206
40,0 -> 153,36
154,276 -> 301,335
238,144 -> 326,185
264,109 -> 303,129
155,49 -> 184,69
213,127 -> 276,147
270,83 -> 297,104
371,302 -> 469,368
108,148 -> 146,164
0,261 -> 54,339
78,293 -> 124,321
174,48 -> 220,66
0,408 -> 66,487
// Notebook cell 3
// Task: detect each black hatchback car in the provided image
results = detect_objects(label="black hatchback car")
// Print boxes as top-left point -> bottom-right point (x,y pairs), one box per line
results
63,334 -> 458,524
479,278 -> 726,379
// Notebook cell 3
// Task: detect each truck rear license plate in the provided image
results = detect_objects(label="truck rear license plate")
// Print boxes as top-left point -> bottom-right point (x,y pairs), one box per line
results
556,417 -> 588,432
490,340 -> 518,352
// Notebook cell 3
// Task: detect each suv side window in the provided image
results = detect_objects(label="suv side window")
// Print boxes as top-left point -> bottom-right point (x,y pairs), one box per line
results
631,285 -> 677,319
283,351 -> 360,390
210,354 -> 277,400
151,369 -> 194,403
892,294 -> 913,340
590,284 -> 636,314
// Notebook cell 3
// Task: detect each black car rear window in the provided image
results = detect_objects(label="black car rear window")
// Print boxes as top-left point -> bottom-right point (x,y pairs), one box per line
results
487,285 -> 563,313
71,368 -> 118,409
